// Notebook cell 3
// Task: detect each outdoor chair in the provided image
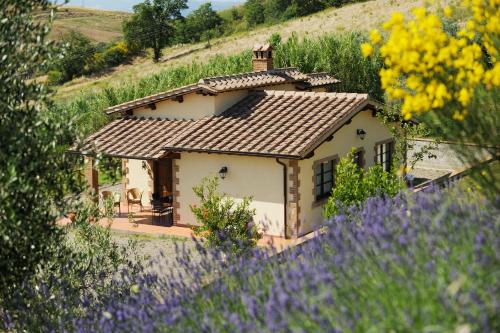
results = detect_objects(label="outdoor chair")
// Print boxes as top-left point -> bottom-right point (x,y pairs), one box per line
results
127,188 -> 144,212
151,202 -> 173,227
101,190 -> 121,215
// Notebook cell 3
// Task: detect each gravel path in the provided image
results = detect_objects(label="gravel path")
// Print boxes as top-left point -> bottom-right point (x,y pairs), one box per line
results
111,230 -> 204,278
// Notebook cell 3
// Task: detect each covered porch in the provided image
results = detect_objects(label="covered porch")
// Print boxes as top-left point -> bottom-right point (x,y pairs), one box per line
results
85,154 -> 180,227
76,116 -> 190,228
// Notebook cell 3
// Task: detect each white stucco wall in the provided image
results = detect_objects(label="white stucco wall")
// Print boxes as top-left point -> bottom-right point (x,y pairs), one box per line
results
126,159 -> 153,206
297,109 -> 393,235
132,91 -> 248,120
214,90 -> 248,115
177,153 -> 286,237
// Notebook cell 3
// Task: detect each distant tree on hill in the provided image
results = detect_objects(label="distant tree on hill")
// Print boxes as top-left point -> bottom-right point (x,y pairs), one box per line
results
56,31 -> 96,81
264,0 -> 289,22
244,0 -> 265,26
123,0 -> 188,62
283,0 -> 327,19
177,2 -> 223,43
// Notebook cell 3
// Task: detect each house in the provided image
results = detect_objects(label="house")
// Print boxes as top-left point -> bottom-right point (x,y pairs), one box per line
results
77,44 -> 395,238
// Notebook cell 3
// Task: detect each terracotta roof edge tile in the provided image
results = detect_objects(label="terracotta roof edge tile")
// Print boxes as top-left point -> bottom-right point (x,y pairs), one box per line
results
105,84 -> 201,114
298,98 -> 377,158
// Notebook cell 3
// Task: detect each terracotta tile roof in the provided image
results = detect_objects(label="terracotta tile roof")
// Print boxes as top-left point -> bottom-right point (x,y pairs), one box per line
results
105,84 -> 205,115
76,117 -> 191,160
304,72 -> 340,87
104,68 -> 332,115
79,91 -> 376,160
164,91 -> 376,159
197,67 -> 308,92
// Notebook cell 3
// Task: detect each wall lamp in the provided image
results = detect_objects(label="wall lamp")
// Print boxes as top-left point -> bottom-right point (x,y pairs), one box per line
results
356,129 -> 367,140
218,166 -> 228,179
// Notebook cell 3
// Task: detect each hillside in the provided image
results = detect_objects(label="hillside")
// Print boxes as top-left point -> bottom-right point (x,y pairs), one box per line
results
43,7 -> 131,43
54,0 -> 449,101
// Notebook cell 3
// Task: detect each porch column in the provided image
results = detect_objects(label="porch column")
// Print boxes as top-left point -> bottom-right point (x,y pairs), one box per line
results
85,157 -> 99,200
121,159 -> 129,204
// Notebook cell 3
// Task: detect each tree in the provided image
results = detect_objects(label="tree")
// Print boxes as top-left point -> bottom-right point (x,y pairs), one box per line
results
264,0 -> 289,22
0,0 -> 81,299
123,0 -> 188,62
294,0 -> 327,16
56,31 -> 96,81
244,0 -> 265,27
178,2 -> 223,43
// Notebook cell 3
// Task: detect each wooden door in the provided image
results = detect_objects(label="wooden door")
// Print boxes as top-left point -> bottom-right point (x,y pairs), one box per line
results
153,159 -> 172,197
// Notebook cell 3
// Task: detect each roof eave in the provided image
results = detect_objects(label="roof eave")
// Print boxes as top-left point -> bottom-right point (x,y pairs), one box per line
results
71,148 -> 161,161
163,147 -> 301,159
104,86 -> 209,115
298,98 -> 382,159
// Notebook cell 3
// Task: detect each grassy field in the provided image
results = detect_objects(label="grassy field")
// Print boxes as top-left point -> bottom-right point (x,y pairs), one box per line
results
37,7 -> 131,43
54,0 -> 453,101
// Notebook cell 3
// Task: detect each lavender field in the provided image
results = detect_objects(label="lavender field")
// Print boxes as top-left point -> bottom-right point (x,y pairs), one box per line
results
64,185 -> 498,332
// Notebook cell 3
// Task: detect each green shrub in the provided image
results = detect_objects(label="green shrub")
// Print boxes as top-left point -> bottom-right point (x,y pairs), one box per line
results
190,176 -> 260,255
56,31 -> 96,81
86,52 -> 107,74
5,198 -> 142,331
0,0 -> 84,300
324,150 -> 403,218
47,70 -> 64,85
103,41 -> 129,67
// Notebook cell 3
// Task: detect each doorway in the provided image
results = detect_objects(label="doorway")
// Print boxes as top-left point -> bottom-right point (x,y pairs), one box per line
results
153,159 -> 173,198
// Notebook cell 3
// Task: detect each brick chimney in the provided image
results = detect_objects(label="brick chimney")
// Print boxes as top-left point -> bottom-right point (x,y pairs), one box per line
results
252,44 -> 274,72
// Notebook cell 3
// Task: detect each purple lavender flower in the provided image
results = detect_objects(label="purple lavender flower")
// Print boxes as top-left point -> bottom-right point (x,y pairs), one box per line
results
4,185 -> 499,332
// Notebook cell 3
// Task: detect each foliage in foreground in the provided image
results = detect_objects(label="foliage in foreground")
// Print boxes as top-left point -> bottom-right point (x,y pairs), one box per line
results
1,199 -> 142,331
0,2 -> 139,329
323,150 -> 403,218
5,186 -> 496,332
0,0 -> 84,298
363,2 -> 499,198
191,176 -> 260,255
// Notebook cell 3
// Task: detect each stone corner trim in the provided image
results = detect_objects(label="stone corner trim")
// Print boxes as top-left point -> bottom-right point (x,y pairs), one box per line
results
172,159 -> 181,224
287,160 -> 300,238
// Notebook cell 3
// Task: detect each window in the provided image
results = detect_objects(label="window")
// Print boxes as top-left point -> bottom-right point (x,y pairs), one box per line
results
353,149 -> 364,169
315,158 -> 337,201
375,141 -> 394,172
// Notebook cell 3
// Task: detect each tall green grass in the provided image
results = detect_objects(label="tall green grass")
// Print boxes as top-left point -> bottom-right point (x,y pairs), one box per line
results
274,32 -> 383,99
56,32 -> 382,138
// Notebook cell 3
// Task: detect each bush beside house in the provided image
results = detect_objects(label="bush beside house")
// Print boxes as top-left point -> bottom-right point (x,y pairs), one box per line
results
191,176 -> 261,255
324,150 -> 402,218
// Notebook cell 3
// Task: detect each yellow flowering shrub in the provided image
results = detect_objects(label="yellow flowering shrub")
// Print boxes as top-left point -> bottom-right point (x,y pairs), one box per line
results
362,0 -> 499,121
